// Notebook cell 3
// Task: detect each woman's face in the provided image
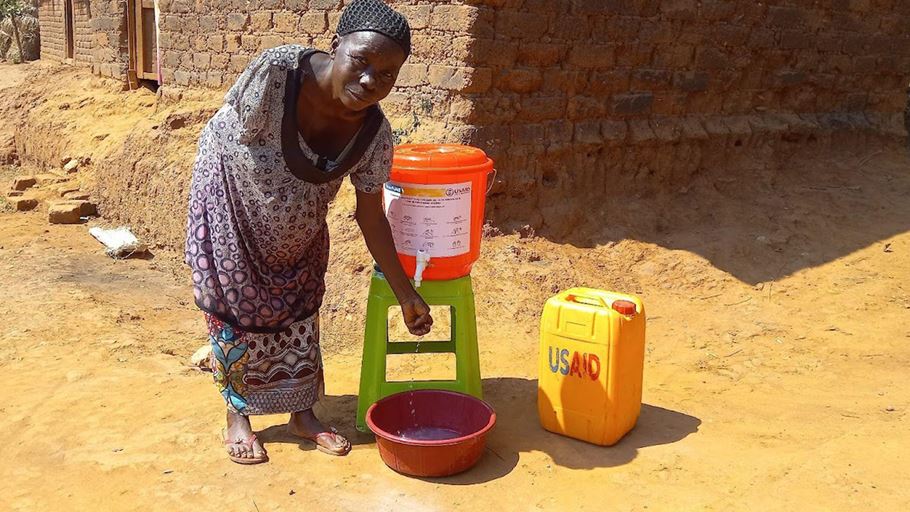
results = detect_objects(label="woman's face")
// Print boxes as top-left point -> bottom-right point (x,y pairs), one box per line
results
331,31 -> 407,111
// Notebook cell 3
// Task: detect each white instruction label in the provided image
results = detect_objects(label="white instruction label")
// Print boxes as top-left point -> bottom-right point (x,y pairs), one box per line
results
383,181 -> 472,258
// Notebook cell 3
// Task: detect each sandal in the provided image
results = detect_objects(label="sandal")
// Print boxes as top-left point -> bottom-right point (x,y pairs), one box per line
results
222,429 -> 269,465
293,426 -> 352,456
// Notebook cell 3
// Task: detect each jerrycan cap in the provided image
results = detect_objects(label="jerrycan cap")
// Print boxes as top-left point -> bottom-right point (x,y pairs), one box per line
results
612,300 -> 637,315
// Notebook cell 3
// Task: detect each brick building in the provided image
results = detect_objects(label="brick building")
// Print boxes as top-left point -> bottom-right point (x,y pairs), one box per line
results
36,0 -> 910,230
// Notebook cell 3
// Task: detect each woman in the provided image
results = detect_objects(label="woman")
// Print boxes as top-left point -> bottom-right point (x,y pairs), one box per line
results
185,0 -> 432,464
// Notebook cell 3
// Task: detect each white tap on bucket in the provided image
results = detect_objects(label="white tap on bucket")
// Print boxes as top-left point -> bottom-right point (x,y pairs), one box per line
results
414,250 -> 431,288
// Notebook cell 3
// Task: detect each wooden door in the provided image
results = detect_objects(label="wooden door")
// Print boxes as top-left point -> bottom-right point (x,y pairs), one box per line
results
64,0 -> 74,59
129,0 -> 158,81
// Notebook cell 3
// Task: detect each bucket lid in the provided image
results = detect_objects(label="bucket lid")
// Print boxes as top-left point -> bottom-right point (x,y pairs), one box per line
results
393,144 -> 491,171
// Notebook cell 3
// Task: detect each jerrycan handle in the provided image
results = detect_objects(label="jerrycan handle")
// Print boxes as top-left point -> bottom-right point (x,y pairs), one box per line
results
564,293 -> 607,308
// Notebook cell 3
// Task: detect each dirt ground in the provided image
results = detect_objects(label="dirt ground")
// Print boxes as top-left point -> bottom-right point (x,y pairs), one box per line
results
1,62 -> 909,511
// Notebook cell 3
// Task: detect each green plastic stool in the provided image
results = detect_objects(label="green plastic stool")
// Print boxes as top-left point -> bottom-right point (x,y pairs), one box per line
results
356,270 -> 482,432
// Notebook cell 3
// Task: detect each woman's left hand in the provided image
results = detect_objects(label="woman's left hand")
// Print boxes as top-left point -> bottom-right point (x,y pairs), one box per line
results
400,294 -> 433,337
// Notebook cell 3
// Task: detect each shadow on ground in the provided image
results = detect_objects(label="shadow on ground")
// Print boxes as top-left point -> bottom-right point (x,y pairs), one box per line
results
260,377 -> 699,484
523,144 -> 910,285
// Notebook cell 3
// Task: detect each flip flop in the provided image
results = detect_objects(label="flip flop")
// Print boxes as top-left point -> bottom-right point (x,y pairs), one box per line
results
222,429 -> 269,465
293,426 -> 352,456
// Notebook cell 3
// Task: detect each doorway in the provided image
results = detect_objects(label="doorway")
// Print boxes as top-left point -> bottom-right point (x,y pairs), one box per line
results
64,0 -> 74,60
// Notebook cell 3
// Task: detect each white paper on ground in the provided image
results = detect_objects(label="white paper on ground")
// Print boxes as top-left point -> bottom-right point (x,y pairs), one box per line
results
88,226 -> 148,258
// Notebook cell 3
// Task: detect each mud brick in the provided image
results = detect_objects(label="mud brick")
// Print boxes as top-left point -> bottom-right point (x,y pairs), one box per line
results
230,55 -> 251,72
723,116 -> 753,138
241,35 -> 260,52
259,35 -> 285,50
48,201 -> 87,224
193,53 -> 211,69
398,6 -> 430,30
629,120 -> 656,144
568,45 -> 615,69
613,93 -> 654,115
539,70 -> 583,95
703,116 -> 731,137
498,68 -> 543,94
680,117 -> 709,140
650,118 -> 681,142
573,121 -> 603,145
661,0 -> 697,20
10,197 -> 38,211
632,69 -> 672,90
616,43 -> 654,67
774,70 -> 807,87
273,12 -> 297,33
601,120 -> 628,145
696,47 -> 730,69
713,24 -> 750,47
566,96 -> 607,120
548,15 -> 589,40
200,15 -> 220,32
510,123 -> 546,146
544,120 -> 573,144
428,66 -> 492,93
700,0 -> 737,21
748,28 -> 776,49
162,14 -> 183,32
469,125 -> 511,152
495,10 -> 548,38
250,12 -> 272,32
206,71 -> 224,88
674,71 -> 710,92
11,176 -> 37,191
471,39 -> 518,67
767,6 -> 807,29
211,54 -> 229,70
309,0 -> 341,9
396,64 -> 428,87
517,43 -> 564,67
55,183 -> 80,196
431,5 -> 478,33
226,13 -> 248,31
174,71 -> 191,86
515,96 -> 566,122
780,31 -> 813,50
652,44 -> 693,68
299,13 -> 328,34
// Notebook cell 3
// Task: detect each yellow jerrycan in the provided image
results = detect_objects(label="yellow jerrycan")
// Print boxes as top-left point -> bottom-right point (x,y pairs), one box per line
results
537,288 -> 645,446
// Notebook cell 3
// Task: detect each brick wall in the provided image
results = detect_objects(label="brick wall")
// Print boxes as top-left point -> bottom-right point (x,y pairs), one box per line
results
454,0 -> 910,229
156,0 -> 472,140
38,0 -> 129,80
38,0 -> 910,233
88,0 -> 129,79
38,0 -> 65,60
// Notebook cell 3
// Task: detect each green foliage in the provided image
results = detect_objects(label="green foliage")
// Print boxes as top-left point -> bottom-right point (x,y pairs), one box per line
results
0,0 -> 28,19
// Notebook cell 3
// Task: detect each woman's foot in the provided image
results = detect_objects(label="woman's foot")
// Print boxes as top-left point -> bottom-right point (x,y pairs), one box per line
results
287,409 -> 352,456
223,411 -> 268,464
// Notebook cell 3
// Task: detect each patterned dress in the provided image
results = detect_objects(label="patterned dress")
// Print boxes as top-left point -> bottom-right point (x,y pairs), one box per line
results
185,45 -> 393,415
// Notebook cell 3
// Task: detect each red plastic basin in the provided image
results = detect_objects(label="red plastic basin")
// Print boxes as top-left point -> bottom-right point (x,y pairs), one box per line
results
366,390 -> 496,477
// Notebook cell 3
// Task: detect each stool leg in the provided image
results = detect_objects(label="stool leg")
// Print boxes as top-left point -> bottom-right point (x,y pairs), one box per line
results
356,290 -> 390,432
453,287 -> 483,399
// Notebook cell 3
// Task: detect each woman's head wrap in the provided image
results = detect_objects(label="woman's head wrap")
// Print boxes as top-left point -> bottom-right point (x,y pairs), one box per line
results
336,0 -> 411,56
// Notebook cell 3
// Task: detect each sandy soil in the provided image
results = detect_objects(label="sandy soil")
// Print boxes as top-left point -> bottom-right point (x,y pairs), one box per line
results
1,62 -> 909,511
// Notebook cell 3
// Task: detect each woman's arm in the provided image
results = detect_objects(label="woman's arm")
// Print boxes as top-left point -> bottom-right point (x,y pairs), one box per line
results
355,188 -> 433,336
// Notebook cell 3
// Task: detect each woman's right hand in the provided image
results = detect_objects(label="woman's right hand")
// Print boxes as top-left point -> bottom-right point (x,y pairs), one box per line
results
400,294 -> 433,337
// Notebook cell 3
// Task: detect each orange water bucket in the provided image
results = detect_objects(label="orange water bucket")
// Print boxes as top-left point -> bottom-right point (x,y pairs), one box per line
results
383,144 -> 494,281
